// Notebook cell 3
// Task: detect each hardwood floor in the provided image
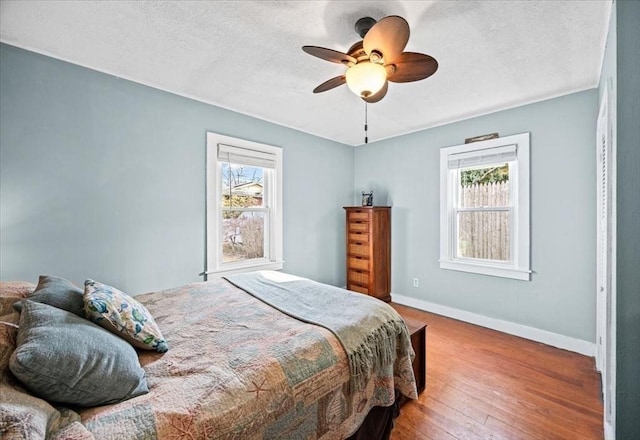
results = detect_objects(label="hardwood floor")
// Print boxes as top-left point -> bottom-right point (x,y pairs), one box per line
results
391,304 -> 604,440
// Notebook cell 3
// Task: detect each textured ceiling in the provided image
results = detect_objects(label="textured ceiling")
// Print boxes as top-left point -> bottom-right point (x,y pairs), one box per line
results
0,0 -> 611,146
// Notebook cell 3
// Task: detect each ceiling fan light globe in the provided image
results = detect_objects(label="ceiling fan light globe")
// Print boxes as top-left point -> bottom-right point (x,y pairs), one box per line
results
345,62 -> 387,98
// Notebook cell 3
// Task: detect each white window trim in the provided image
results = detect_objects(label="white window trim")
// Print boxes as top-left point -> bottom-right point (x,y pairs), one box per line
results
439,132 -> 531,281
205,132 -> 283,279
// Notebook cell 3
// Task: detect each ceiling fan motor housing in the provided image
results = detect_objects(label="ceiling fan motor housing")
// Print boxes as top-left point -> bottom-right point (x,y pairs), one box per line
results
355,17 -> 376,38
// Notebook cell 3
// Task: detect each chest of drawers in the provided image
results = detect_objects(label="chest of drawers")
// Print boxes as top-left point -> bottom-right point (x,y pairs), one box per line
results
343,206 -> 391,302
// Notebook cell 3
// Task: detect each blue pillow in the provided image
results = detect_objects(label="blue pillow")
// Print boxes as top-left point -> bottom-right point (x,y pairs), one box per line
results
9,300 -> 149,407
13,275 -> 84,318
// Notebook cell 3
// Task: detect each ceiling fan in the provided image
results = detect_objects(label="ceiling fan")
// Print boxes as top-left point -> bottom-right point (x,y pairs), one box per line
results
302,15 -> 438,103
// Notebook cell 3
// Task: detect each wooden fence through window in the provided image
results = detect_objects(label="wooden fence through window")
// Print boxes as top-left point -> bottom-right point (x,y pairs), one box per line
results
458,181 -> 510,261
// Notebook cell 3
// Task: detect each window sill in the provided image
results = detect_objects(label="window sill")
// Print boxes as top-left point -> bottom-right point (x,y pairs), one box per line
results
205,260 -> 284,280
440,260 -> 531,281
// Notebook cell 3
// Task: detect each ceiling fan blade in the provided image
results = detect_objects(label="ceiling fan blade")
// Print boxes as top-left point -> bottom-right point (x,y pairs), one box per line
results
363,16 -> 409,64
313,75 -> 346,93
387,52 -> 438,83
302,46 -> 356,65
362,81 -> 388,103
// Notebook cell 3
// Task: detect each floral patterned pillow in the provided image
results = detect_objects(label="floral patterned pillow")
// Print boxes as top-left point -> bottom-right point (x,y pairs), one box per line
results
83,279 -> 168,353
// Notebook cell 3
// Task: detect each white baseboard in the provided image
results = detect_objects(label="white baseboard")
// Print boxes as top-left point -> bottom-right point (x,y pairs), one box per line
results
392,293 -> 595,357
604,421 -> 614,440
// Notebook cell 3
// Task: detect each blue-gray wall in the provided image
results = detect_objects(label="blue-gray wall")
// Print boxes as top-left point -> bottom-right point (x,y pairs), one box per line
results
0,39 -> 613,349
354,90 -> 597,343
612,0 -> 640,437
0,44 -> 353,294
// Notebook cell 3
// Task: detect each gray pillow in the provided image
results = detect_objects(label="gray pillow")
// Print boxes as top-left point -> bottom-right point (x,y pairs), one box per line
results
13,275 -> 85,317
9,300 -> 149,407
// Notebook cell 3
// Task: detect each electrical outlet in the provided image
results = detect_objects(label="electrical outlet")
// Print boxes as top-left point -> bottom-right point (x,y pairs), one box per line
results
412,278 -> 419,287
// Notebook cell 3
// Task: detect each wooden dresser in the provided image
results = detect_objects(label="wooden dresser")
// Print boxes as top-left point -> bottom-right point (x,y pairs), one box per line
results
343,206 -> 391,302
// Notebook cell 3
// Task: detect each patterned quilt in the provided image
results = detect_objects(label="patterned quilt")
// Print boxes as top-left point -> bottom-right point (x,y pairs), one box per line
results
1,277 -> 417,439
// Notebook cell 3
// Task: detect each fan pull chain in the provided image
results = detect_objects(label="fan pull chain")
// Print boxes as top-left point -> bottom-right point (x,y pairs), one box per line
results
364,102 -> 368,144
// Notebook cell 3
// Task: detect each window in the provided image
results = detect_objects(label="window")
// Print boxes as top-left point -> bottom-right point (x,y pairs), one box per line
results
440,133 -> 530,280
206,132 -> 283,277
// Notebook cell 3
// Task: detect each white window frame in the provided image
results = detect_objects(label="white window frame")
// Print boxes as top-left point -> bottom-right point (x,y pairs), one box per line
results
206,132 -> 283,278
439,132 -> 531,281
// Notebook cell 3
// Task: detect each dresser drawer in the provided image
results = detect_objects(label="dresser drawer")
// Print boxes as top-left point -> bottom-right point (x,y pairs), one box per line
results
348,270 -> 369,285
348,243 -> 369,257
348,211 -> 370,222
348,231 -> 369,243
348,283 -> 369,294
348,256 -> 369,271
348,221 -> 369,232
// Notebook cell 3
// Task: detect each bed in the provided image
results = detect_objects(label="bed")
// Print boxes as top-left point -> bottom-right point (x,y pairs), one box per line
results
1,271 -> 417,439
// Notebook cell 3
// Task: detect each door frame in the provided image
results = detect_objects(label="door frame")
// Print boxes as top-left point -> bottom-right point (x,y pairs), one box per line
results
596,83 -> 616,440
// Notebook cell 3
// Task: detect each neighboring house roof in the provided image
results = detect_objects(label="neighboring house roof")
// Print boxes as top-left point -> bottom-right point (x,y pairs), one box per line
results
222,182 -> 263,197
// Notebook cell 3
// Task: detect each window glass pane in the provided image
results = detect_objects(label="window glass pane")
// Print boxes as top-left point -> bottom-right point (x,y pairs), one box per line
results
458,163 -> 510,208
222,211 -> 265,263
221,163 -> 264,208
457,211 -> 510,261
